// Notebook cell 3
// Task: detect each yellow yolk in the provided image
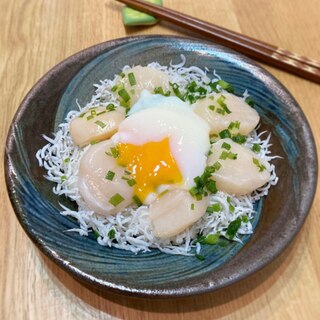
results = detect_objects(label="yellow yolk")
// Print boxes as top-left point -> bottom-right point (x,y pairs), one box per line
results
117,138 -> 183,202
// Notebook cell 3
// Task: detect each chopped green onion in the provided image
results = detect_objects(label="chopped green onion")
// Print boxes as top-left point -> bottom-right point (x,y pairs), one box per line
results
86,115 -> 94,121
154,86 -> 164,95
128,72 -> 136,86
204,233 -> 220,245
219,151 -> 229,160
245,96 -> 255,107
253,158 -> 266,172
228,121 -> 241,130
126,179 -> 136,187
106,103 -> 116,112
252,143 -> 261,153
119,72 -> 125,78
111,85 -> 118,92
90,140 -> 98,145
216,107 -> 225,115
195,254 -> 205,261
106,146 -> 119,158
93,230 -> 100,239
109,193 -> 125,207
105,170 -> 115,181
108,228 -> 116,239
213,161 -> 222,171
242,215 -> 249,223
227,196 -> 235,213
227,152 -> 237,160
132,195 -> 142,207
232,134 -> 247,144
191,203 -> 195,210
96,110 -> 107,116
64,158 -> 70,163
95,120 -> 106,128
208,105 -> 215,111
210,80 -> 234,93
226,218 -> 242,240
118,88 -> 131,102
219,129 -> 231,139
221,142 -> 231,150
79,112 -> 86,118
206,180 -> 218,193
206,203 -> 222,214
169,82 -> 184,100
61,175 -> 67,182
217,95 -> 232,115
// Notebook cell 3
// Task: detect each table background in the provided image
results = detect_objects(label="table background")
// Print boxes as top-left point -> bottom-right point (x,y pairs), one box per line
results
1,0 -> 320,319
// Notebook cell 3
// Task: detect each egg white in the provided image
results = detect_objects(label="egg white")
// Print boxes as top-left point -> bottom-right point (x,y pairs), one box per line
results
112,91 -> 210,191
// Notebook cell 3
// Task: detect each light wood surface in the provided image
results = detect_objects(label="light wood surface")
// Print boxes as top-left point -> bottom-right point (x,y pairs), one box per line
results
1,1 -> 319,319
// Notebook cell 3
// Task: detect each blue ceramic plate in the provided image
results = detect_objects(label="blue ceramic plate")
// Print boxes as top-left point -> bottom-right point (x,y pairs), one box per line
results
5,36 -> 318,298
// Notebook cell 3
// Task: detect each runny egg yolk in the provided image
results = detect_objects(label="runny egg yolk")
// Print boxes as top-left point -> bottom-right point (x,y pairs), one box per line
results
117,138 -> 183,202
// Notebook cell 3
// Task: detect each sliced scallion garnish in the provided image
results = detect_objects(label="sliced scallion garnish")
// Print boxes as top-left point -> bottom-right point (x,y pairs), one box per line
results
105,170 -> 115,181
132,195 -> 142,207
128,72 -> 136,86
118,88 -> 131,102
251,143 -> 261,153
109,193 -> 125,207
252,157 -> 266,172
95,120 -> 106,128
221,142 -> 231,150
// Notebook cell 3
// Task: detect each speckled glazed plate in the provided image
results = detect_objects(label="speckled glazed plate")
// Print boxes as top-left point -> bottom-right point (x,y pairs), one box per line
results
5,36 -> 318,298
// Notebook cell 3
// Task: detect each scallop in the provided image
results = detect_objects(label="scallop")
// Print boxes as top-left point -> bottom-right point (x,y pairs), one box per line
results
118,66 -> 171,106
149,189 -> 209,238
193,92 -> 260,135
78,140 -> 134,216
70,107 -> 125,147
207,138 -> 270,195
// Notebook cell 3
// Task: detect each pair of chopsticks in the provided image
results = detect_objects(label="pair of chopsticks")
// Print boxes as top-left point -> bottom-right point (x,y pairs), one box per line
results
116,0 -> 320,84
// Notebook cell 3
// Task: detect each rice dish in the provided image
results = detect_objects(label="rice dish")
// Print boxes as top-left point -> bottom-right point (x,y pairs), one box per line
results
36,56 -> 278,257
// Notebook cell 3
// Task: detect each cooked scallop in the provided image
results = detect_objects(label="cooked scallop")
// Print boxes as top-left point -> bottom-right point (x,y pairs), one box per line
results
70,107 -> 125,147
193,92 -> 260,135
118,65 -> 171,106
149,189 -> 209,238
207,138 -> 270,195
78,140 -> 134,216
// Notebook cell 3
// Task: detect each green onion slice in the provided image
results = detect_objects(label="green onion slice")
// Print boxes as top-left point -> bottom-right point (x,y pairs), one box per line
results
128,72 -> 136,86
109,193 -> 125,207
105,171 -> 115,181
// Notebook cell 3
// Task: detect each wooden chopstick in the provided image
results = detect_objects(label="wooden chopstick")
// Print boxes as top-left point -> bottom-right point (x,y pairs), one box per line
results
116,0 -> 320,84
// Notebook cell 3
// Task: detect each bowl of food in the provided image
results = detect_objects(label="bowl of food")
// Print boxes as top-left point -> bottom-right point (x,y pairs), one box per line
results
5,35 -> 317,298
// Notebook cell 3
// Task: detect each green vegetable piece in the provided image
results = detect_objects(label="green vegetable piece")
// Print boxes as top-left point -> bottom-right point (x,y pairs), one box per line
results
128,72 -> 136,86
105,171 -> 115,181
219,129 -> 231,139
133,195 -> 143,207
245,96 -> 255,107
221,142 -> 231,150
251,143 -> 261,153
93,230 -> 100,239
109,193 -> 125,207
226,217 -> 242,239
253,157 -> 266,172
195,254 -> 205,261
232,134 -> 247,144
204,234 -> 220,245
122,0 -> 163,26
108,229 -> 116,240
206,203 -> 222,214
95,120 -> 106,128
